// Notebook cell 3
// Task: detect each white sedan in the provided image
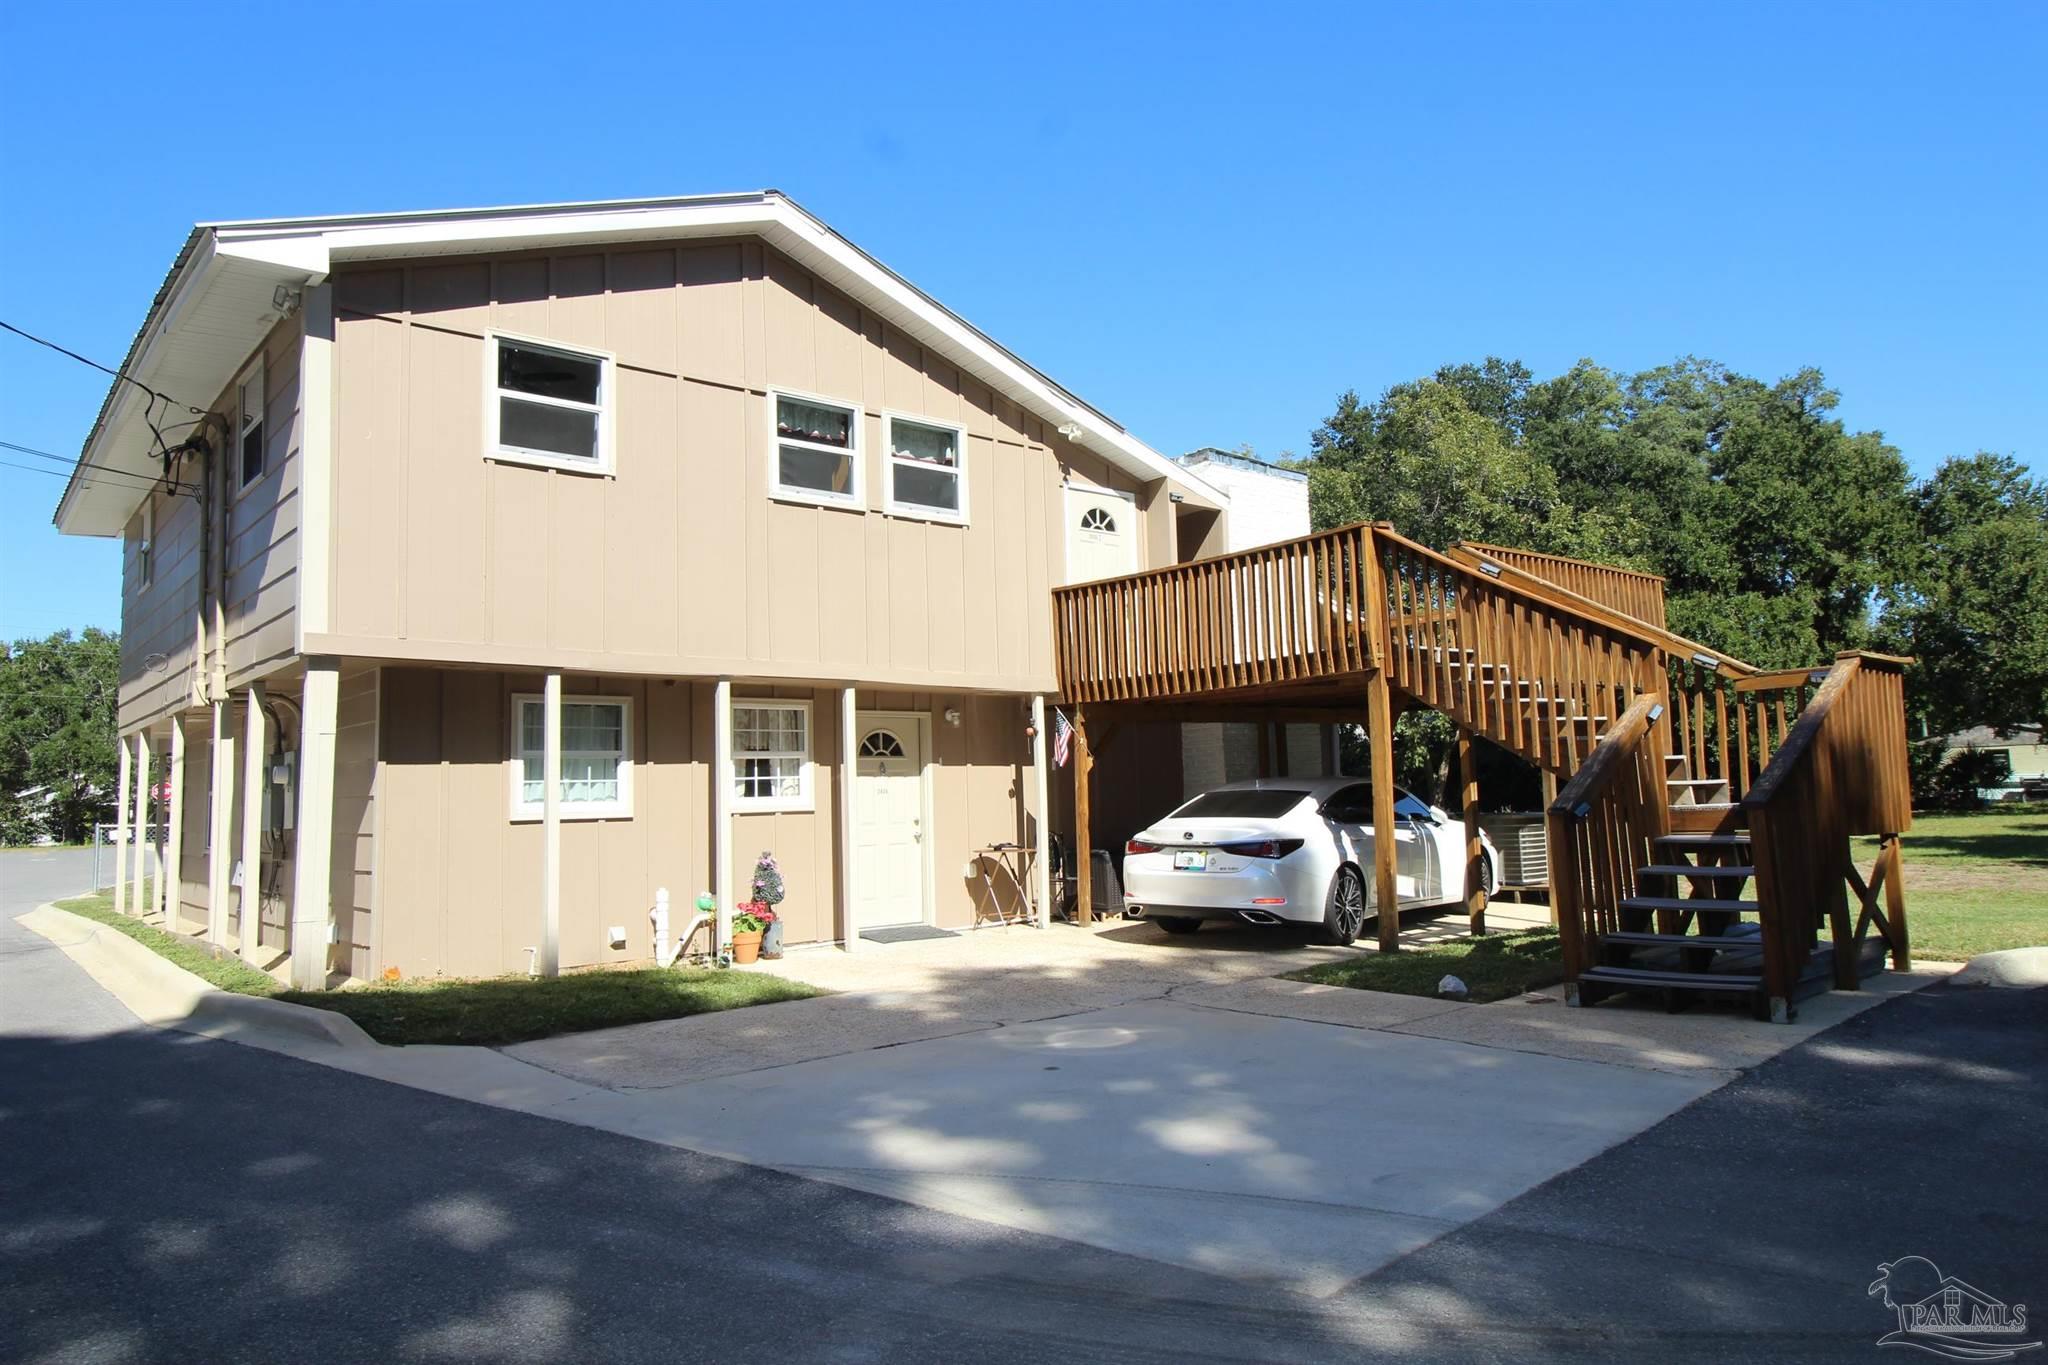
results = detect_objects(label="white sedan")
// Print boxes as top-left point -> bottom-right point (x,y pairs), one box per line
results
1121,777 -> 1499,945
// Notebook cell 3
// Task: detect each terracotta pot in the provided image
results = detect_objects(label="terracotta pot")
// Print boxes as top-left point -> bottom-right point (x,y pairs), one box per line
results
731,929 -> 764,964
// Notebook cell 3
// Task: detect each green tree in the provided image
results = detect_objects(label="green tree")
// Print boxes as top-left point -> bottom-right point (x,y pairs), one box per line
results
0,629 -> 122,843
1303,380 -> 1560,550
1882,453 -> 2048,735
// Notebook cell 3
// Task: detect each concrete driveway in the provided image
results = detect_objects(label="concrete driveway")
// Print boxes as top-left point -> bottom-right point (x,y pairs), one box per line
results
498,915 -> 1944,1295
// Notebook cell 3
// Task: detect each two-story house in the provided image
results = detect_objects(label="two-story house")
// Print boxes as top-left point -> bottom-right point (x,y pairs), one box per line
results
59,192 -> 1239,987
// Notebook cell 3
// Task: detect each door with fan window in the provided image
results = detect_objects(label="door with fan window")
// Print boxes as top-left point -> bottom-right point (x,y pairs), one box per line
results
1064,485 -> 1139,584
853,715 -> 929,931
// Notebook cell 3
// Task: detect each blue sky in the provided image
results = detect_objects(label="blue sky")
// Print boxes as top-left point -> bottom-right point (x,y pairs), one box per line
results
2,0 -> 2041,640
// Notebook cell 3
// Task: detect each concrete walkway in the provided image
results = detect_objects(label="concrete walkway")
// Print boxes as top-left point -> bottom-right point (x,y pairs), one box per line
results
20,890 -> 1954,1297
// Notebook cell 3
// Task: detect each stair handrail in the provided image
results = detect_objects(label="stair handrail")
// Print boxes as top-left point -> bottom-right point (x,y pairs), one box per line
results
1546,691 -> 1669,989
1446,543 -> 1759,681
1381,529 -> 1671,647
1741,651 -> 1915,1016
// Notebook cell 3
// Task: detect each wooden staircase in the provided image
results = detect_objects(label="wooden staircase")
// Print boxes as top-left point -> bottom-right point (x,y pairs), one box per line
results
1048,521 -> 1914,1023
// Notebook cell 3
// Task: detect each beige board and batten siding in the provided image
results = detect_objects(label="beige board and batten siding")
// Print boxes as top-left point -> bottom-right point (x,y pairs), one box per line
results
116,315 -> 304,732
326,240 -> 1150,691
371,670 -> 1036,977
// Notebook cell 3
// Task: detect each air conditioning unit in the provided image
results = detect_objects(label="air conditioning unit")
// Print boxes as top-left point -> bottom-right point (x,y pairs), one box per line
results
1478,812 -> 1548,888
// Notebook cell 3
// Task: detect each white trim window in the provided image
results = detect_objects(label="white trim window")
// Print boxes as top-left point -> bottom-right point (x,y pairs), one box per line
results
509,694 -> 633,820
733,699 -> 812,811
487,332 -> 615,474
770,390 -> 861,507
885,413 -> 967,521
236,357 -> 266,489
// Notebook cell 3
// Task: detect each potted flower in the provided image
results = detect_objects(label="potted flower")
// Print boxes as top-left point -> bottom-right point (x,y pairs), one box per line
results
750,852 -> 787,959
730,904 -> 768,964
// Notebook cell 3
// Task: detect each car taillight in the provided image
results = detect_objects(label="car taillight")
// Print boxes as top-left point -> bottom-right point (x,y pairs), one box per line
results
1126,839 -> 1163,855
1217,838 -> 1304,859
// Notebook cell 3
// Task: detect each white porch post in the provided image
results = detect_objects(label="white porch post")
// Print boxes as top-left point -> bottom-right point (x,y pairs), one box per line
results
713,678 -> 734,955
132,729 -> 153,918
113,733 -> 133,915
539,670 -> 562,978
839,686 -> 859,951
289,660 -> 339,990
207,702 -> 235,946
164,716 -> 187,933
1031,695 -> 1052,931
239,684 -> 267,961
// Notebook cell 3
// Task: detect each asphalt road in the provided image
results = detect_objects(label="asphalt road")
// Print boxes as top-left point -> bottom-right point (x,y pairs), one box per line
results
3,848 -> 2042,1363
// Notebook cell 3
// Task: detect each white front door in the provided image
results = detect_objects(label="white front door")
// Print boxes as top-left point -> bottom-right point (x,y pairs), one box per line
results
1065,485 -> 1139,583
853,715 -> 928,931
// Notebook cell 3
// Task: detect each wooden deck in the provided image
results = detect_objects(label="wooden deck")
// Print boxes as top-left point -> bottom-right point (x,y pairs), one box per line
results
1051,521 -> 1915,1023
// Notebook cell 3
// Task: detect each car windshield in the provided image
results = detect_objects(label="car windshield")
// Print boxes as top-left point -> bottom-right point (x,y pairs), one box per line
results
1170,788 -> 1309,820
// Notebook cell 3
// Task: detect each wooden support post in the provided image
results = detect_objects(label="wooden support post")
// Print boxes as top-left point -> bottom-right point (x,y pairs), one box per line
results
540,671 -> 562,978
1367,673 -> 1400,952
164,715 -> 186,935
1540,768 -> 1560,926
1883,834 -> 1910,970
1031,695 -> 1052,931
289,660 -> 338,991
132,729 -> 153,918
114,733 -> 133,917
238,685 -> 266,958
1073,707 -> 1094,926
839,686 -> 859,951
1459,727 -> 1485,936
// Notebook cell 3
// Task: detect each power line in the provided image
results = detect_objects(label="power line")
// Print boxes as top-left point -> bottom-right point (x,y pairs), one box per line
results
0,319 -> 205,416
0,438 -> 173,492
0,457 -> 170,496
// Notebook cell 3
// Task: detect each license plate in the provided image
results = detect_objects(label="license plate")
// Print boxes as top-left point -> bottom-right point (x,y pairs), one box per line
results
1173,850 -> 1208,871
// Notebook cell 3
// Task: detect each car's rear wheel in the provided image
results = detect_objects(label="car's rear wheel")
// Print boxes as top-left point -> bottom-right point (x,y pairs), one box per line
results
1153,916 -> 1202,936
1321,866 -> 1366,945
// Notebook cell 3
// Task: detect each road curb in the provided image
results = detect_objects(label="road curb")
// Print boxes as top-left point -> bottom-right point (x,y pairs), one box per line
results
17,903 -> 377,1050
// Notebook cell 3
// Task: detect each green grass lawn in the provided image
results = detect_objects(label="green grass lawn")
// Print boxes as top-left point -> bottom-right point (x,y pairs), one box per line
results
50,890 -> 819,1046
1287,928 -> 1564,1003
1860,808 -> 2048,961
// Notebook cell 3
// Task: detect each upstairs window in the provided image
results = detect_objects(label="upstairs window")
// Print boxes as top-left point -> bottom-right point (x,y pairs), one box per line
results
886,414 -> 967,521
236,358 -> 266,489
510,694 -> 633,820
733,700 -> 812,811
489,334 -> 614,474
770,392 -> 860,507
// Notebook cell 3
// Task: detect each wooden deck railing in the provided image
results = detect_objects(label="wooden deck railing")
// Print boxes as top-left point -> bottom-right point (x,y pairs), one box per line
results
1456,541 -> 1668,629
1546,692 -> 1671,986
1051,524 -> 1379,703
1379,530 -> 1662,776
1743,652 -> 1914,1014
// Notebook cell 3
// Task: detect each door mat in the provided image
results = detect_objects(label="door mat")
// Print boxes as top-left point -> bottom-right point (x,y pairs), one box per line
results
859,925 -> 961,944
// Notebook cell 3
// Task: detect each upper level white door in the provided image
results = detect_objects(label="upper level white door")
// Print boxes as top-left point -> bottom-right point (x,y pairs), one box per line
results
1064,485 -> 1139,584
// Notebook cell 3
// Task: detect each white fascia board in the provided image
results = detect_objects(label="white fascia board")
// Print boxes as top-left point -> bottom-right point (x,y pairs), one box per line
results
57,234 -> 323,536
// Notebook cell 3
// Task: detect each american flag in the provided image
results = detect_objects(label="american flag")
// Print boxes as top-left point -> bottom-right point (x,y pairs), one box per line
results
1051,709 -> 1073,768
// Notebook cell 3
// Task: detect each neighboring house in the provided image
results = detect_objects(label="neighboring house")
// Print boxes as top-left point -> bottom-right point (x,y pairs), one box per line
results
56,192 -> 1238,987
1938,723 -> 2047,800
1171,448 -> 1335,799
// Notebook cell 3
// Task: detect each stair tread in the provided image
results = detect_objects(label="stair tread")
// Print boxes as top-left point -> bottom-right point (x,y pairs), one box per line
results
1637,864 -> 1756,878
1668,777 -> 1729,786
1599,930 -> 1761,949
1655,833 -> 1752,847
1579,965 -> 1764,991
1618,895 -> 1758,912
